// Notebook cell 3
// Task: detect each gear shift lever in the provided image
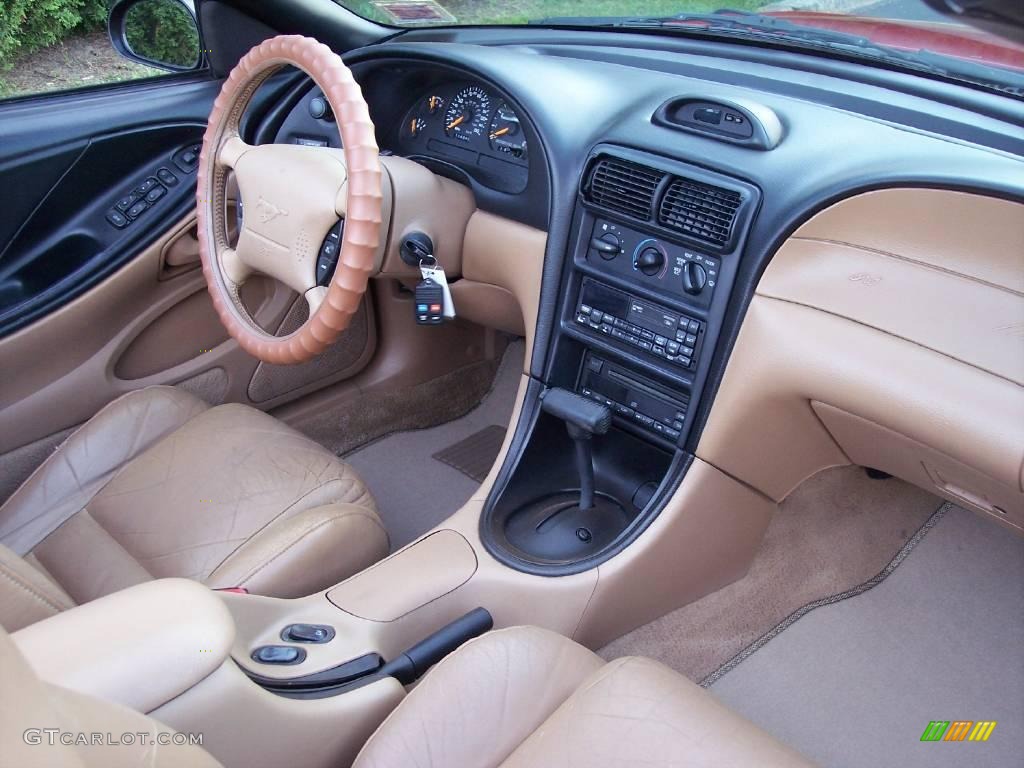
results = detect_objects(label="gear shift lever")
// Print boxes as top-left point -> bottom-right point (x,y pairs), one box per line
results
540,388 -> 611,511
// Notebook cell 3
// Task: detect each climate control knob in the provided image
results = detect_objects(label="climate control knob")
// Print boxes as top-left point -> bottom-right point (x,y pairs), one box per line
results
635,247 -> 665,276
590,233 -> 621,260
683,260 -> 708,295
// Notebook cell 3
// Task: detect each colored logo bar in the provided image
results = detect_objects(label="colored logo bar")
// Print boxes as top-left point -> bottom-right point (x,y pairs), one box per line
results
921,721 -> 997,742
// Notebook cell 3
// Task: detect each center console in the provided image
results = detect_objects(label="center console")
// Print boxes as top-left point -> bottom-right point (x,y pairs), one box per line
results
482,144 -> 761,573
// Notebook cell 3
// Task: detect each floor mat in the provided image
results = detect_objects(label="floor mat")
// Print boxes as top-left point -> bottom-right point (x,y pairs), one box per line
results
599,466 -> 942,681
345,340 -> 524,550
299,356 -> 502,458
709,505 -> 1024,768
432,425 -> 507,483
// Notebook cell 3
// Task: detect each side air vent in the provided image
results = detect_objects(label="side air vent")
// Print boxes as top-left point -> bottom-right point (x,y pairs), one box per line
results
658,177 -> 742,247
584,158 -> 665,221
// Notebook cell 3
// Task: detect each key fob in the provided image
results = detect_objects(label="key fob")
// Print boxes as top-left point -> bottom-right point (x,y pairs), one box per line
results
415,278 -> 444,325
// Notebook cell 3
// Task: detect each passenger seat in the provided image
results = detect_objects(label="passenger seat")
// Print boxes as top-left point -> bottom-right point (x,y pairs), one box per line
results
354,625 -> 812,766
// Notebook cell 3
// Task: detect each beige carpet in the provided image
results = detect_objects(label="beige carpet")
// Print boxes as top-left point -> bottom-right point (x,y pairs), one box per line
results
599,465 -> 943,681
345,341 -> 524,550
711,505 -> 1023,767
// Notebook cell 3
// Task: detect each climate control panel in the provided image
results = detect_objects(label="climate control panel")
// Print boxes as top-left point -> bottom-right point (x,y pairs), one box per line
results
584,218 -> 720,306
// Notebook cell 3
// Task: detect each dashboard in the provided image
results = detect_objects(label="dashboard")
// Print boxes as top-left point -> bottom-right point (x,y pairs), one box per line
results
235,23 -> 1024,571
257,32 -> 1024,458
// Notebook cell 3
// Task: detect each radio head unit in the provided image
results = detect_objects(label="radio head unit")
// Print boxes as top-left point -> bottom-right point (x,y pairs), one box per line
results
574,278 -> 704,371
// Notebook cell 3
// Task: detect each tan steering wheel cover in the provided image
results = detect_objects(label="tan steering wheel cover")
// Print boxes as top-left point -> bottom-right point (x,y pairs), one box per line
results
196,35 -> 382,365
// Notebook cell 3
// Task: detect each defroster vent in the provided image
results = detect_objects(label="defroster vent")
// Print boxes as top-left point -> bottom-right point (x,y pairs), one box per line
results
658,177 -> 742,247
584,157 -> 665,221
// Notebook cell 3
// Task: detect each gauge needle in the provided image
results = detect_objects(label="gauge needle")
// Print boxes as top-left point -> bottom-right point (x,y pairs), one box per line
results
490,127 -> 510,139
447,115 -> 465,130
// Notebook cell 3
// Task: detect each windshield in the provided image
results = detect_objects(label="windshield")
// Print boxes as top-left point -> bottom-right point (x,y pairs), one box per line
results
335,1 -> 1024,95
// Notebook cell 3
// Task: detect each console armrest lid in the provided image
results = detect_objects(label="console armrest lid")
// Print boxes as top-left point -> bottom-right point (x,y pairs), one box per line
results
13,578 -> 235,714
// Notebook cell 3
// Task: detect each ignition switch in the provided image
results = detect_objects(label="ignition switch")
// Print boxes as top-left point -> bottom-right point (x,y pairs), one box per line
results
400,232 -> 434,267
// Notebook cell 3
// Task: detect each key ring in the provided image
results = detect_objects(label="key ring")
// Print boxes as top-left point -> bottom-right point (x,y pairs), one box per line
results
419,255 -> 438,270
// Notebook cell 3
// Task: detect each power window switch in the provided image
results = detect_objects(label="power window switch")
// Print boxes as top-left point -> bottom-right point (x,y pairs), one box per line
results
145,186 -> 167,204
251,645 -> 306,665
157,167 -> 179,186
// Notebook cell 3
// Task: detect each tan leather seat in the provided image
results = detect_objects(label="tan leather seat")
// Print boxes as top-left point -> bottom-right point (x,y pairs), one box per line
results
0,386 -> 388,631
354,626 -> 814,767
0,622 -> 812,767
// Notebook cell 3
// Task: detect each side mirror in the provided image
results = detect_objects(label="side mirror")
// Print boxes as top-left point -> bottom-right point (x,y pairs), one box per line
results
108,0 -> 203,72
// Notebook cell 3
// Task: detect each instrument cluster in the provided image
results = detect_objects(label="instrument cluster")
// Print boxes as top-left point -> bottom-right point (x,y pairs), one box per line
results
398,82 -> 529,193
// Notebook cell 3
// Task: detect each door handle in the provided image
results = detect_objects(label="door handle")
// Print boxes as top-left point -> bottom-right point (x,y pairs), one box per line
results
163,224 -> 201,267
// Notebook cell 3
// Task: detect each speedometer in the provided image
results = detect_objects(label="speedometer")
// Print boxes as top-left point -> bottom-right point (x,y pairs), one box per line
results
444,86 -> 490,142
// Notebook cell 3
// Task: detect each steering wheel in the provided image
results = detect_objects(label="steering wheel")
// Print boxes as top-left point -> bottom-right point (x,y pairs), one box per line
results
196,35 -> 382,365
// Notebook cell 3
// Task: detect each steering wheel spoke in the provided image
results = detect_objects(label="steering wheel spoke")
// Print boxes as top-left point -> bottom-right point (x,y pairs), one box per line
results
305,286 -> 329,317
217,135 -> 251,170
219,246 -> 252,286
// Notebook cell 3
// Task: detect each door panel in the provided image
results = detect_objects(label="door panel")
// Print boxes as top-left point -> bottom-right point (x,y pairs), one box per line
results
0,77 -> 224,331
0,71 -> 379,476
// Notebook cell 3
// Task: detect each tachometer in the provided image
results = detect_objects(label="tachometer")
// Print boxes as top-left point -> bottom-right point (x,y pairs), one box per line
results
445,86 -> 490,141
488,101 -> 527,160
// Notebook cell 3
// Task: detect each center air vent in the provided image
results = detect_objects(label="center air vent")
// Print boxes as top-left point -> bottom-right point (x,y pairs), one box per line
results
584,158 -> 665,221
658,178 -> 742,247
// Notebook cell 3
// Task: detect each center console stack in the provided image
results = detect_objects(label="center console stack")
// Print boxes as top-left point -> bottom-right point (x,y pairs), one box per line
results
482,145 -> 760,574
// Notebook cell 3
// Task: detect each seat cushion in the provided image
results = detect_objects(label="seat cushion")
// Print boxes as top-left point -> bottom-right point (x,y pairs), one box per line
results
354,626 -> 814,768
0,387 -> 388,628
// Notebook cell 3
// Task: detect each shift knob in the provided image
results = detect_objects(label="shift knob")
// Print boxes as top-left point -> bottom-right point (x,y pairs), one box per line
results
541,388 -> 611,438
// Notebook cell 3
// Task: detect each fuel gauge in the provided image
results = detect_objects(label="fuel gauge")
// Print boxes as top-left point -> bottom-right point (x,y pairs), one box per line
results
406,116 -> 427,139
489,102 -> 527,160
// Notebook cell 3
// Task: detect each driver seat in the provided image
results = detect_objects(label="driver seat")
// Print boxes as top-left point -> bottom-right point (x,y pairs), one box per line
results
0,386 -> 388,631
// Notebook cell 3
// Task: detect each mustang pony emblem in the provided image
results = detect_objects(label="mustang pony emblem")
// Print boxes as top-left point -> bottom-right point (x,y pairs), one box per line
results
848,272 -> 882,287
256,196 -> 289,223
